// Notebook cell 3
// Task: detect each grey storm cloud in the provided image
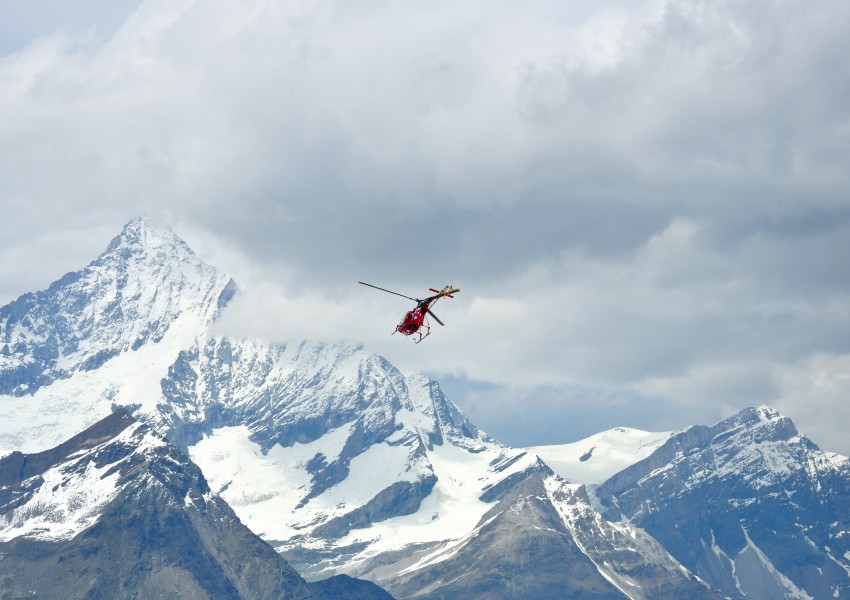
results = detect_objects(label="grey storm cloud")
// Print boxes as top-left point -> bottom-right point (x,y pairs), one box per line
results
1,0 -> 850,452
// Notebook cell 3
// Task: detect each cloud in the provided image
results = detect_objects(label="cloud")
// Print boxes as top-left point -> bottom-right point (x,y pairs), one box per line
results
0,0 -> 143,54
1,0 -> 849,450
773,353 -> 850,456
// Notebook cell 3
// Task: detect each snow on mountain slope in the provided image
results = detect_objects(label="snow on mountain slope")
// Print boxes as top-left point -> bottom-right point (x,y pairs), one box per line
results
0,311 -> 220,455
526,427 -> 673,485
0,216 -> 235,396
596,406 -> 850,600
0,409 -> 320,600
174,337 -> 548,578
0,217 -> 550,583
377,472 -> 720,599
189,415 -> 542,566
12,218 -> 848,598
0,435 -> 128,543
0,217 -> 236,454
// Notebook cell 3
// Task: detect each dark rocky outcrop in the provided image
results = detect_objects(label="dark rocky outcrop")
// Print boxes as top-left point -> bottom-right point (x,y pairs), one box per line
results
309,574 -> 396,600
383,474 -> 720,600
0,410 -> 315,600
596,406 -> 850,600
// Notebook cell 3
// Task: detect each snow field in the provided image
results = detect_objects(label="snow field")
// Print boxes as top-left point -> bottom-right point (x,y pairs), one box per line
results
0,311 -> 208,455
526,427 -> 673,485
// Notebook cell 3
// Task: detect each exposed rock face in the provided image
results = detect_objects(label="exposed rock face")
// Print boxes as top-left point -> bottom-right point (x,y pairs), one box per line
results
154,336 -> 549,578
0,218 -> 549,585
379,473 -> 721,600
5,219 -> 850,600
0,409 -> 317,600
308,574 -> 397,600
0,216 -> 235,397
596,406 -> 850,600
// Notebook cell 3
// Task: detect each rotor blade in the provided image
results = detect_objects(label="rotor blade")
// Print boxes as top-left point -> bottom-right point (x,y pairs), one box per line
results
422,288 -> 461,303
358,281 -> 420,302
426,309 -> 445,326
428,287 -> 461,299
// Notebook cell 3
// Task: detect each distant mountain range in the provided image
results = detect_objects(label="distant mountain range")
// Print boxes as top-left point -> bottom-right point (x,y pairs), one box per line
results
596,406 -> 850,599
2,217 -> 849,599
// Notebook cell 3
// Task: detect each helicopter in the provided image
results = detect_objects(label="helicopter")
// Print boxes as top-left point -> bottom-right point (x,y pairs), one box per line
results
358,281 -> 460,343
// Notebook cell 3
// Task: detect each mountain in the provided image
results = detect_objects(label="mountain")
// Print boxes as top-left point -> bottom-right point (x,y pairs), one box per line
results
166,339 -> 550,579
377,472 -> 721,600
308,575 -> 396,600
0,216 -> 236,453
0,218 -> 550,582
595,406 -> 850,600
4,217 -> 850,600
525,427 -> 673,485
0,408 -> 316,600
0,216 -> 235,397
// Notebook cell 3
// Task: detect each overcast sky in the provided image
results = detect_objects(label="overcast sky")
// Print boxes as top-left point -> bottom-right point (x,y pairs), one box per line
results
2,0 -> 850,453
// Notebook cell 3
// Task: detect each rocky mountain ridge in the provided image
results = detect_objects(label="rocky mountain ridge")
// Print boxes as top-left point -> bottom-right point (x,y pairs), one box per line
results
596,406 -> 850,599
0,409 -> 319,599
1,218 -> 551,581
377,472 -> 721,599
0,216 -> 235,398
3,217 -> 849,599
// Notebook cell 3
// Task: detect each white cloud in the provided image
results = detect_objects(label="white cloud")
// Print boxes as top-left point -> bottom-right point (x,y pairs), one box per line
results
773,353 -> 850,456
1,0 -> 850,448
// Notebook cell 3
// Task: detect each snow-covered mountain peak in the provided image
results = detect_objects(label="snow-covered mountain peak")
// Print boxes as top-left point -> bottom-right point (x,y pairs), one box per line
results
157,335 -> 547,577
604,406 -> 841,500
719,404 -> 797,440
596,406 -> 850,600
1,218 -> 550,589
157,336 -> 484,452
91,216 -> 237,325
105,215 -> 184,252
754,405 -> 780,420
0,217 -> 236,397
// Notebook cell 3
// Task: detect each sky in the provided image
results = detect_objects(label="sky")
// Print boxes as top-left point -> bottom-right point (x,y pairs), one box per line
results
2,0 -> 850,453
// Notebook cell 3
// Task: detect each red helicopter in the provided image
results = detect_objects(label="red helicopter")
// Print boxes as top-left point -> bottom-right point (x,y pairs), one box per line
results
358,281 -> 460,343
